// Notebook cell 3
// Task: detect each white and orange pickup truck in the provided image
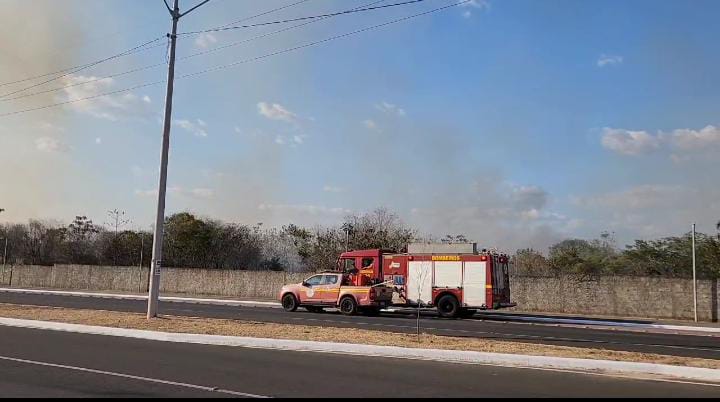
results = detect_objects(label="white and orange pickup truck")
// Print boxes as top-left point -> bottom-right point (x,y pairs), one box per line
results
279,272 -> 393,315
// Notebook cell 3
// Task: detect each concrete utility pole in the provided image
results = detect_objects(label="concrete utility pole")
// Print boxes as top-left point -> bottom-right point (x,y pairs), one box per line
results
148,0 -> 212,319
692,223 -> 698,323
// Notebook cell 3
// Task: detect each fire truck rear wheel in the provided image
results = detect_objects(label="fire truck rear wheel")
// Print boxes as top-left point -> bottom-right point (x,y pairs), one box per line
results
339,297 -> 358,316
282,293 -> 298,312
437,294 -> 461,318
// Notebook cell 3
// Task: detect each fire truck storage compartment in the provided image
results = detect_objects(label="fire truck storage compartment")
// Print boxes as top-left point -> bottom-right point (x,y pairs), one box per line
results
407,261 -> 433,304
463,261 -> 487,307
433,261 -> 463,288
406,260 -> 488,307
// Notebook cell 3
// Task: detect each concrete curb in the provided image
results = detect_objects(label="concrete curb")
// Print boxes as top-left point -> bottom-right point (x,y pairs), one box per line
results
0,317 -> 719,384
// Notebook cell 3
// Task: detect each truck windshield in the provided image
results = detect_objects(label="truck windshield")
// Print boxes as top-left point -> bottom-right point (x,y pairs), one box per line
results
342,259 -> 356,273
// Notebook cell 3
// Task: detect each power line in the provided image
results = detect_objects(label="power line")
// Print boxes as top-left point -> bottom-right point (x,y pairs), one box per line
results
0,37 -> 165,99
179,0 -> 427,36
0,0 -> 388,103
214,0 -> 312,29
0,0 -> 470,119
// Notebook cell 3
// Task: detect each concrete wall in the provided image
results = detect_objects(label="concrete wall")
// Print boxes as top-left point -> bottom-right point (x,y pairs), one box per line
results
0,264 -> 305,299
1,264 -> 718,321
510,275 -> 719,322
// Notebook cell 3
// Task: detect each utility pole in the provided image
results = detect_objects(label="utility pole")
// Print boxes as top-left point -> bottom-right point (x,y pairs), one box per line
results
148,0 -> 212,319
692,223 -> 698,323
1,208 -> 6,282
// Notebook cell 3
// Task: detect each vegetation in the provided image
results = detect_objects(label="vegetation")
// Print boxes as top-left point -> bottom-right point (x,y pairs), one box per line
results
1,208 -> 718,278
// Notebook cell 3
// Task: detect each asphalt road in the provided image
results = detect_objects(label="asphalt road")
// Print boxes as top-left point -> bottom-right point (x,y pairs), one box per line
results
1,292 -> 719,360
0,325 -> 718,398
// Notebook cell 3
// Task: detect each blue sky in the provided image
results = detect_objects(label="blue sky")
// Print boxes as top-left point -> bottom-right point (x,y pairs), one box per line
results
1,0 -> 719,251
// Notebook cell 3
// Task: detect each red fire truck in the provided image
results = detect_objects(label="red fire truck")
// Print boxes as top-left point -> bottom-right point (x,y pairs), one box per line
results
336,243 -> 515,318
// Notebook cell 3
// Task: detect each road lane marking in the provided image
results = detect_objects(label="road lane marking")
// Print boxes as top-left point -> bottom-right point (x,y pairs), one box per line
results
0,354 -> 270,398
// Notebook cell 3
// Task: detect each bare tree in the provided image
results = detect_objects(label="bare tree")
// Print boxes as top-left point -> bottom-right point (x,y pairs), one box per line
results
104,209 -> 131,267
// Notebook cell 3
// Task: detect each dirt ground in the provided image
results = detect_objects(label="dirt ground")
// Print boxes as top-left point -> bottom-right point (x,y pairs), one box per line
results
1,303 -> 718,370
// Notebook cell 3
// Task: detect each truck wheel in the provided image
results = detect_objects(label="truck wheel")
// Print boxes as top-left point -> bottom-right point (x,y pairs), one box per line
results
437,294 -> 460,318
339,297 -> 358,316
282,294 -> 298,312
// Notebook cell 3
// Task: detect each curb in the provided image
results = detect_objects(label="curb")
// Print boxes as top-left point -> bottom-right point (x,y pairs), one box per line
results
0,317 -> 719,384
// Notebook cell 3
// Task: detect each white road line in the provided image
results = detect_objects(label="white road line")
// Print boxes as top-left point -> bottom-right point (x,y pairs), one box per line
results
0,355 -> 269,398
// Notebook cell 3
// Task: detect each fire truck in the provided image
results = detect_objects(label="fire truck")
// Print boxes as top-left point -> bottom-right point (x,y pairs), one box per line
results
336,243 -> 514,318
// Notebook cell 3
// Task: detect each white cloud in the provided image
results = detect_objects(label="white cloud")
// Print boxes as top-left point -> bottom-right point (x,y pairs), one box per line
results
274,134 -> 306,147
597,54 -> 623,67
460,0 -> 490,17
58,74 -> 154,121
95,137 -> 102,145
323,185 -> 344,193
573,185 -> 683,210
134,186 -> 214,199
375,101 -> 406,117
173,119 -> 208,137
189,188 -> 214,198
572,184 -> 720,239
363,119 -> 380,132
670,125 -> 720,151
258,102 -> 299,124
34,137 -> 69,153
601,125 -> 720,156
194,33 -> 217,49
258,203 -> 351,216
601,128 -> 661,155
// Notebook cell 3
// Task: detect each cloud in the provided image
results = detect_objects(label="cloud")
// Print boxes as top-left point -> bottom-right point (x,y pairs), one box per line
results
323,185 -> 344,193
375,101 -> 406,117
58,75 -> 154,121
601,128 -> 661,155
173,119 -> 208,137
670,125 -> 720,151
460,0 -> 490,17
34,136 -> 69,153
258,102 -> 299,124
597,54 -> 623,67
134,186 -> 214,199
363,119 -> 380,132
258,203 -> 351,216
573,185 -> 683,209
274,134 -> 306,147
194,33 -> 217,49
601,125 -> 720,156
572,184 -> 720,239
95,137 -> 102,145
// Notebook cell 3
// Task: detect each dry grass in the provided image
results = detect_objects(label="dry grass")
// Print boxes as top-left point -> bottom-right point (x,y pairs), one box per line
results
1,303 -> 718,370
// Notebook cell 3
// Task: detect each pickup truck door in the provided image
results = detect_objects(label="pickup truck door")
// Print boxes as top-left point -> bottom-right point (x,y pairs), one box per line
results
300,274 -> 324,304
319,274 -> 342,305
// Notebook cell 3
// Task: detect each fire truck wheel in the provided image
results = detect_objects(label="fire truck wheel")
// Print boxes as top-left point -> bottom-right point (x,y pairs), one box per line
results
282,293 -> 299,312
339,297 -> 358,316
437,294 -> 461,318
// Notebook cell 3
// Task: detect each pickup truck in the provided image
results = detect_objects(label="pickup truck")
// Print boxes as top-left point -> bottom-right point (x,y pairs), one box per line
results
279,272 -> 393,315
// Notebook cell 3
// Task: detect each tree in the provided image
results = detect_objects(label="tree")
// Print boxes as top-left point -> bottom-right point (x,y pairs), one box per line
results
104,209 -> 131,266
